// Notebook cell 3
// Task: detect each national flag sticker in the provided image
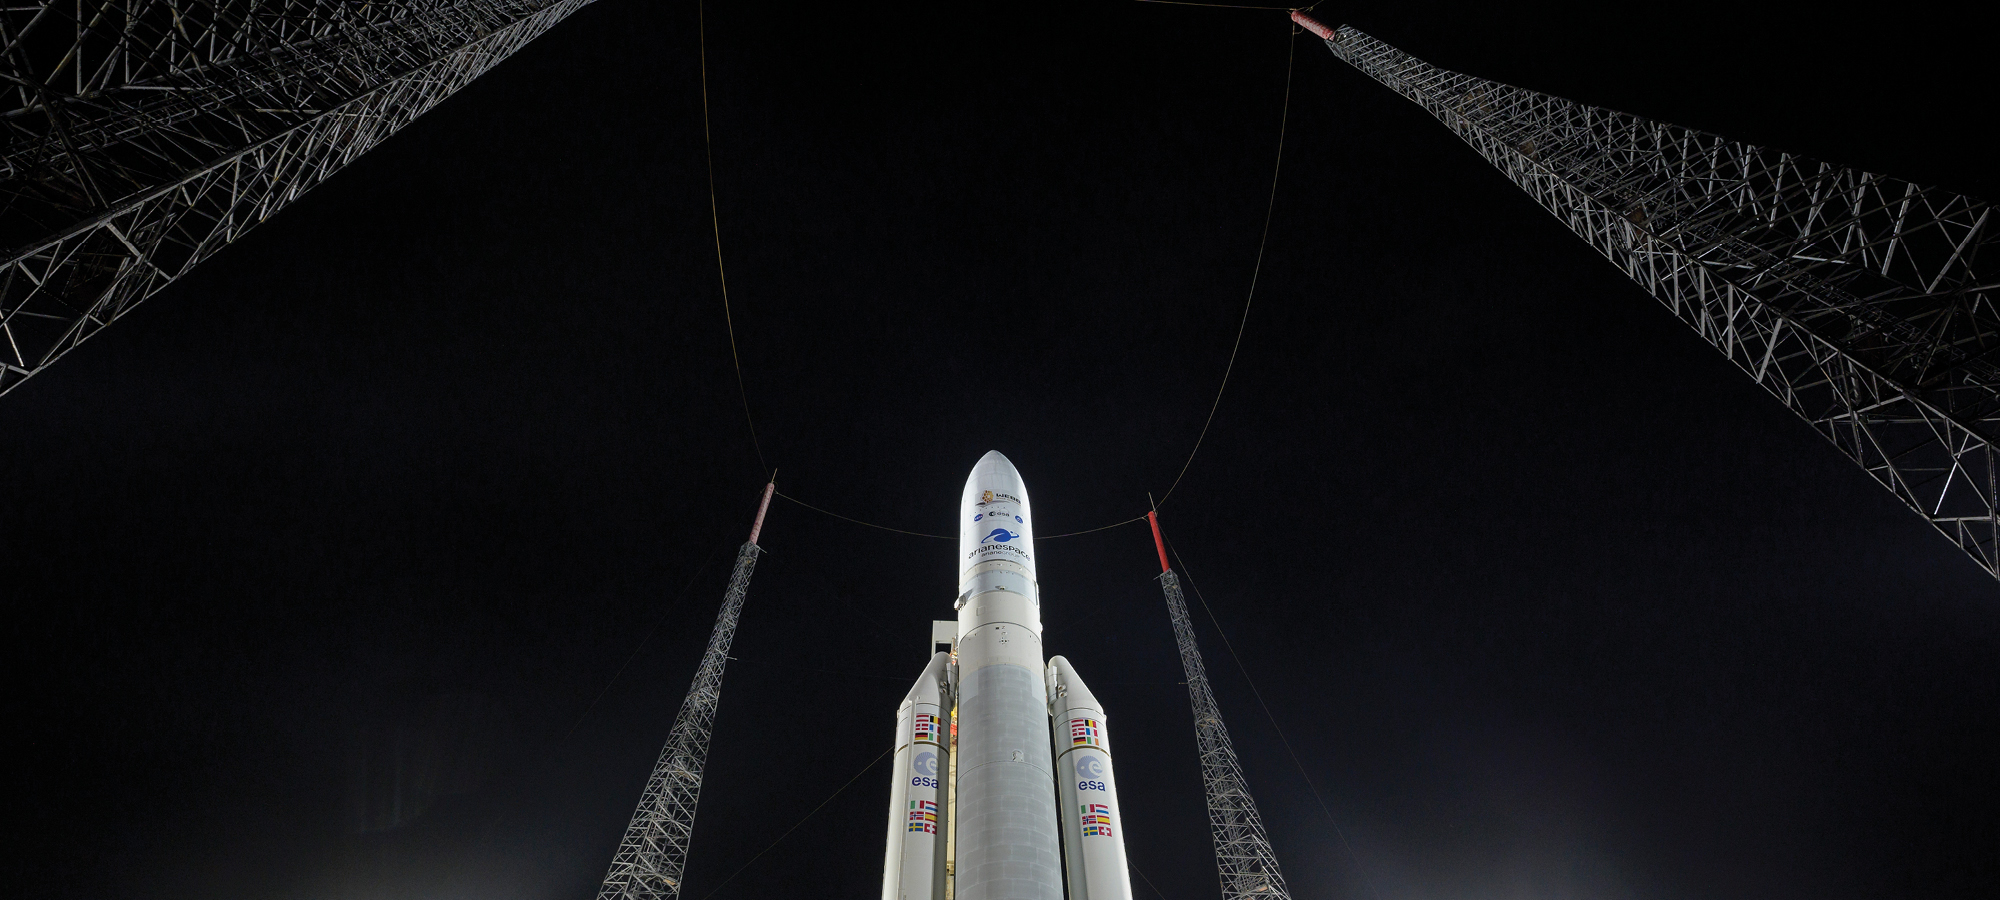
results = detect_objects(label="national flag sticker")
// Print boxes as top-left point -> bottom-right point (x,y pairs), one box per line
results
907,799 -> 938,834
1080,802 -> 1114,837
913,713 -> 942,744
1069,717 -> 1104,748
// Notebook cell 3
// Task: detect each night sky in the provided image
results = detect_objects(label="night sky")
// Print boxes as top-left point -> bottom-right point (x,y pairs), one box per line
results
6,3 -> 1996,900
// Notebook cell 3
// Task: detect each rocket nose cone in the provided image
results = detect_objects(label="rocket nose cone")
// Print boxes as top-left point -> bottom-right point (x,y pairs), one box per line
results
964,450 -> 1024,492
974,449 -> 1018,478
959,451 -> 1036,580
963,450 -> 1027,500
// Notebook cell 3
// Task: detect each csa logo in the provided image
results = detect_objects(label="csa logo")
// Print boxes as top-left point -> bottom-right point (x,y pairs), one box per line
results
982,528 -> 1020,544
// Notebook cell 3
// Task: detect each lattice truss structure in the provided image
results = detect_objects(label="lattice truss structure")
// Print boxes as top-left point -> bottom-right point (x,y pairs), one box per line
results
1159,569 -> 1293,900
1311,24 -> 1999,578
0,0 -> 596,396
598,542 -> 760,900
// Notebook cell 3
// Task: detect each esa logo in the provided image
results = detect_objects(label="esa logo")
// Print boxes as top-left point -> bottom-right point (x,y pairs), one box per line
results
911,751 -> 940,789
981,528 -> 1020,544
1076,755 -> 1107,791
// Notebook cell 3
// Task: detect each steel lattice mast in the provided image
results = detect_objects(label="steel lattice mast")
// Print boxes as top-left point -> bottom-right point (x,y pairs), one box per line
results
0,0 -> 598,396
1147,512 -> 1292,900
1292,13 -> 2000,579
598,481 -> 775,900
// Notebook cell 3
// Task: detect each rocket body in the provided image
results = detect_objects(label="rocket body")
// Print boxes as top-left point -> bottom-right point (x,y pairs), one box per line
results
953,451 -> 1064,900
881,451 -> 1134,900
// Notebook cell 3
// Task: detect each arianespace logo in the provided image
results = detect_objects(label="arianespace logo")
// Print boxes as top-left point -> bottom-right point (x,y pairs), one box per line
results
981,528 -> 1020,544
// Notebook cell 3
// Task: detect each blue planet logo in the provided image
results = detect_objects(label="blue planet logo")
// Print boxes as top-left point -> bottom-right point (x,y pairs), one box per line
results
914,751 -> 939,777
982,528 -> 1019,544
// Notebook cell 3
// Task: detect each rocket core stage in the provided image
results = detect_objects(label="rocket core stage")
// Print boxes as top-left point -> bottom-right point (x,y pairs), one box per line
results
880,452 -> 1134,900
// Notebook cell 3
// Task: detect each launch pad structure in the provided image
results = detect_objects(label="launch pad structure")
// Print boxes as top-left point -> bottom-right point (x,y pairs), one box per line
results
588,14 -> 1998,898
2,4 -> 1994,900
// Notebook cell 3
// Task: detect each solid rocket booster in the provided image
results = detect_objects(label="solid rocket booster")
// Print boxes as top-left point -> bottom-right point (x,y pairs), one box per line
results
954,451 -> 1064,900
1047,657 -> 1133,900
881,651 -> 952,900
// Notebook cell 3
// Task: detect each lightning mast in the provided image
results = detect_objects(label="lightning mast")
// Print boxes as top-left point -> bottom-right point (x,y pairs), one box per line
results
597,480 -> 776,900
0,0 -> 598,396
1148,512 -> 1293,900
1291,12 -> 1999,578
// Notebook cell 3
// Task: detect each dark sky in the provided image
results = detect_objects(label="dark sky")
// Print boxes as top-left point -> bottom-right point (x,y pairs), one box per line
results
5,3 -> 1996,900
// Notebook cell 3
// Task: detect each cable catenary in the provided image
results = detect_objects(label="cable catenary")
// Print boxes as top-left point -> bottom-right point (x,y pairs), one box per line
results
696,14 -> 1301,537
699,0 -> 768,478
1156,23 -> 1295,508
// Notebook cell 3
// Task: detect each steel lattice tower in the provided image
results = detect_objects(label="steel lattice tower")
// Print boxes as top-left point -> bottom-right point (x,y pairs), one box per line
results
1290,13 -> 2000,578
598,482 -> 774,900
0,0 -> 597,396
1148,514 -> 1292,900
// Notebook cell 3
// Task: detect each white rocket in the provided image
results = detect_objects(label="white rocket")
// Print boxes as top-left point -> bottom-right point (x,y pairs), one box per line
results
881,451 -> 1134,900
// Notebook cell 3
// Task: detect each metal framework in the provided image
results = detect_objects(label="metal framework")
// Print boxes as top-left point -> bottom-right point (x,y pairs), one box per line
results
599,540 -> 762,900
1,0 -> 597,396
1300,17 -> 2000,578
1159,568 -> 1292,900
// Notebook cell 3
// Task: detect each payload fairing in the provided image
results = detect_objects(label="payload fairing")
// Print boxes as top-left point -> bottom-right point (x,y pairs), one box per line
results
880,451 -> 1134,900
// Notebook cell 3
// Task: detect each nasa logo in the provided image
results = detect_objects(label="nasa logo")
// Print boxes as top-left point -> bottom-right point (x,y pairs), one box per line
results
982,528 -> 1020,544
1015,515 -> 1023,523
1076,756 -> 1106,779
913,751 -> 939,777
973,513 -> 983,521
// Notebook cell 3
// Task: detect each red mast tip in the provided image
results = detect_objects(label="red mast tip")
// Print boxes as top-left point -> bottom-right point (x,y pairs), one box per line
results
1147,511 -> 1171,574
747,478 -> 777,545
1290,10 -> 1337,42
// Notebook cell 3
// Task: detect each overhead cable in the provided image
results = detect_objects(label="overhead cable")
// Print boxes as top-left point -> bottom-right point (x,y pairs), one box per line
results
700,12 -> 1298,537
